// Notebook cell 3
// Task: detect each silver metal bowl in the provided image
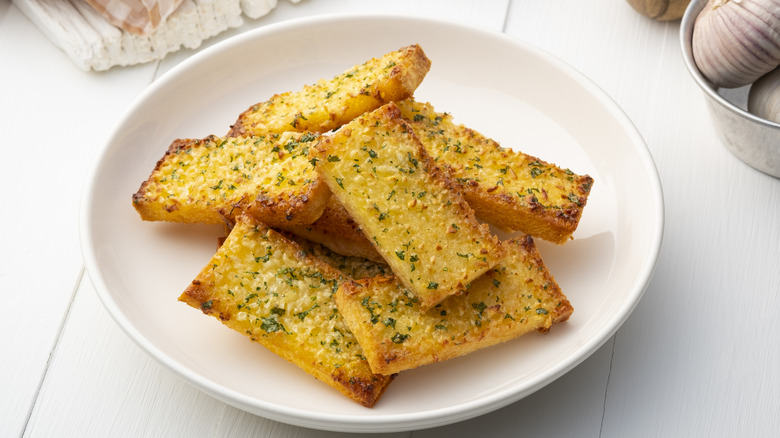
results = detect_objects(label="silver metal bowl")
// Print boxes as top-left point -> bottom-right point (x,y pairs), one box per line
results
681,0 -> 780,178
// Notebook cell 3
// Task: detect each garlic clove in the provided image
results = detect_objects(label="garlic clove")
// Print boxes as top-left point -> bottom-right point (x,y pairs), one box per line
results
692,0 -> 780,88
748,66 -> 780,123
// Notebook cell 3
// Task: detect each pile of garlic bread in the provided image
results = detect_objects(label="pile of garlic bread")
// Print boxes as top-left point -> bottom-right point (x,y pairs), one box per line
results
133,44 -> 593,407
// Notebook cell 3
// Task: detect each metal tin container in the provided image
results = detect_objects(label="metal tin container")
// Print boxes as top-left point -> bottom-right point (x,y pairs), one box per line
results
680,0 -> 780,178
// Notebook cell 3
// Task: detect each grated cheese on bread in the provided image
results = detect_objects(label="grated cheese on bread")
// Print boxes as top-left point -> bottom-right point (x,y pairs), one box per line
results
312,103 -> 504,311
287,231 -> 392,280
179,214 -> 395,407
397,99 -> 594,244
228,44 -> 431,137
335,235 -> 573,375
132,132 -> 329,227
277,198 -> 383,262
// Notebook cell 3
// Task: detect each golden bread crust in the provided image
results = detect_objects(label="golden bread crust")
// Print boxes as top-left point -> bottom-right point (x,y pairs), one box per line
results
313,103 -> 504,311
277,198 -> 383,262
132,132 -> 330,227
228,44 -> 431,137
179,214 -> 395,407
285,230 -> 392,280
397,99 -> 594,244
133,42 -> 591,406
335,235 -> 573,375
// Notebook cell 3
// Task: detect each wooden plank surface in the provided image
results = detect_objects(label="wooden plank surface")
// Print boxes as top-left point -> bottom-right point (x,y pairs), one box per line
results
3,0 -> 779,436
0,5 -> 156,436
506,2 -> 780,437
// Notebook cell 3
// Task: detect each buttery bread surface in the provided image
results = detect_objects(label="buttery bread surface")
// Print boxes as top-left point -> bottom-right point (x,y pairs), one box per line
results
288,230 -> 392,280
397,99 -> 594,244
335,235 -> 573,375
313,103 -> 504,311
229,44 -> 431,137
133,132 -> 329,227
179,214 -> 395,407
277,198 -> 383,262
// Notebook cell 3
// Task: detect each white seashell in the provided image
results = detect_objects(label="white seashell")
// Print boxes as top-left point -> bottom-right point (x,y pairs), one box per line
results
692,0 -> 780,88
748,66 -> 780,122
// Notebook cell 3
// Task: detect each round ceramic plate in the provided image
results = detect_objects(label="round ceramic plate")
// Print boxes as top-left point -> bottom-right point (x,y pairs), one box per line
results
81,14 -> 663,433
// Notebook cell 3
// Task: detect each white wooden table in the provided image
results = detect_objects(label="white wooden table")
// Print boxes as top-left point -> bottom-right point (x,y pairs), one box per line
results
2,0 -> 779,436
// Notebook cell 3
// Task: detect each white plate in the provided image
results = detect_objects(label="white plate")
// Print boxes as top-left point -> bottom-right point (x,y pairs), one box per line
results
80,14 -> 663,433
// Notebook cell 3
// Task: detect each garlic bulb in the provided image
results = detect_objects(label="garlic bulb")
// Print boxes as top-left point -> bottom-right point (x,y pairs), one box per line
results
748,67 -> 780,122
626,0 -> 691,20
692,0 -> 780,88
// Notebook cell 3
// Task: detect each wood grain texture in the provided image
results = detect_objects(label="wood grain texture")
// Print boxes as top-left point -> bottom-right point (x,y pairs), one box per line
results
0,6 -> 155,437
416,338 -> 615,438
507,1 -> 780,437
156,0 -> 511,77
4,0 -> 780,436
25,281 -> 236,437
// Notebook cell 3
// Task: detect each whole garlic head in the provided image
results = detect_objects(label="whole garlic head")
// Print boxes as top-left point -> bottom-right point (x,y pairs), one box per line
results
692,0 -> 780,88
748,67 -> 780,123
626,0 -> 691,20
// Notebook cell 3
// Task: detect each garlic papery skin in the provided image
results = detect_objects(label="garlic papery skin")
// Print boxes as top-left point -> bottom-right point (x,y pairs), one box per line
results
626,0 -> 691,21
692,0 -> 780,88
748,67 -> 780,122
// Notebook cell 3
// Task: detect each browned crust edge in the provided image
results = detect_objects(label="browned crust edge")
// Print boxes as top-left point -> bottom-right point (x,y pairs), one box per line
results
132,135 -> 331,227
227,44 -> 431,138
314,102 -> 504,311
179,215 -> 394,407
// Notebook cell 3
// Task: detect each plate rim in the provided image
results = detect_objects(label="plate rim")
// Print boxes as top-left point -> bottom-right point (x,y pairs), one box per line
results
79,12 -> 664,433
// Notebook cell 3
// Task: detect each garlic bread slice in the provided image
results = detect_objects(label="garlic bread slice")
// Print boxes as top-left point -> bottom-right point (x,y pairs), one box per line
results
288,230 -> 392,281
228,44 -> 431,137
397,99 -> 594,244
179,214 -> 395,407
277,198 -> 383,262
132,132 -> 329,227
335,236 -> 573,375
313,103 -> 504,311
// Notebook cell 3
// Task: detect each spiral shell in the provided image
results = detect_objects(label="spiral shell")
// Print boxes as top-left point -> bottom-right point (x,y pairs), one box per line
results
692,0 -> 780,88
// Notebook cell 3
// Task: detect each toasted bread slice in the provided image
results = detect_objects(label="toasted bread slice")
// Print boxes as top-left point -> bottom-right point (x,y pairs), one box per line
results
277,198 -> 383,262
287,231 -> 392,280
312,103 -> 504,311
133,132 -> 329,227
397,99 -> 594,244
335,235 -> 573,375
228,44 -> 431,137
179,214 -> 395,407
